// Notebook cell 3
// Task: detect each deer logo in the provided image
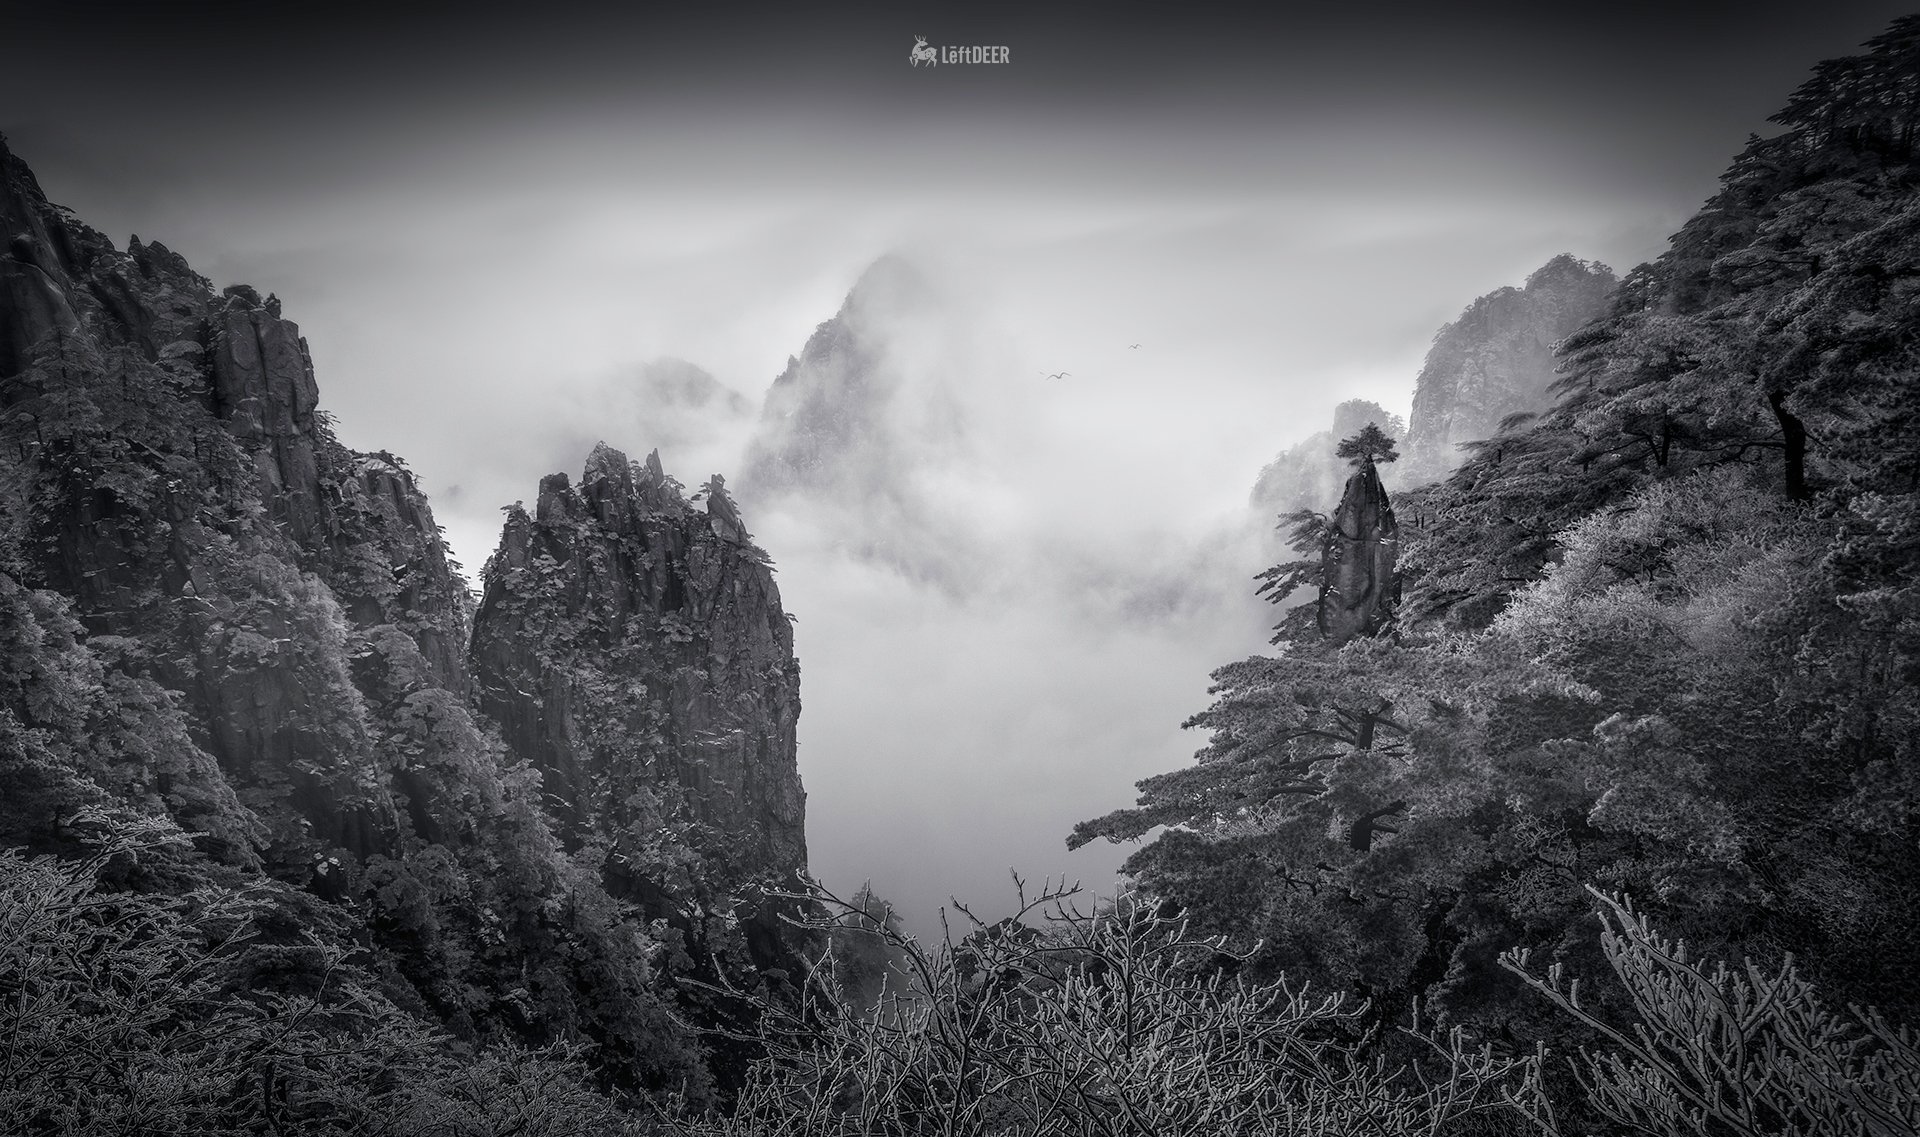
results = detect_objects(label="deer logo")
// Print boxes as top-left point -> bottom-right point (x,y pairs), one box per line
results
910,35 -> 938,67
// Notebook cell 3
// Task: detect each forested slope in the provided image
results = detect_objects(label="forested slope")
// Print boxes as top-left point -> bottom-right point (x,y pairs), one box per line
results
1078,17 -> 1920,1038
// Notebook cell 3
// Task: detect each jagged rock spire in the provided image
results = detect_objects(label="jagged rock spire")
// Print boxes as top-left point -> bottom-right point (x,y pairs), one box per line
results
1318,458 -> 1399,643
471,444 -> 806,884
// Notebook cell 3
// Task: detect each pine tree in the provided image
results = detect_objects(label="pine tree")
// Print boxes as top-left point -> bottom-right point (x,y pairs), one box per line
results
1334,422 -> 1400,467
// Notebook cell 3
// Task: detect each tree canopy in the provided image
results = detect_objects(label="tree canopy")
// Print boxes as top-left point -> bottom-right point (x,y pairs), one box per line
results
1335,422 -> 1400,467
1074,18 -> 1920,1051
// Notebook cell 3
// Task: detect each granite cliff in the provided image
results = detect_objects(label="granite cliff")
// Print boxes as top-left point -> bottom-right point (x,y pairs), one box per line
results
1249,256 -> 1614,526
1400,254 -> 1615,482
0,133 -> 807,1104
471,447 -> 805,889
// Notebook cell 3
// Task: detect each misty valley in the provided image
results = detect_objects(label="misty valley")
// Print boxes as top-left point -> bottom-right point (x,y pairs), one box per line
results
4,14 -> 1920,1137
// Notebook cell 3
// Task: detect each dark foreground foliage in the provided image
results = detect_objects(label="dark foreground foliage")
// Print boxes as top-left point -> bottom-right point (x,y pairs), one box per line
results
650,878 -> 1919,1137
0,810 -> 654,1136
8,836 -> 1914,1134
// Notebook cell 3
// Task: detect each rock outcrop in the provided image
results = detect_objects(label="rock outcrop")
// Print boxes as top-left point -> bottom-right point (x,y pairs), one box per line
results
0,135 -> 494,862
1400,254 -> 1615,482
0,133 -> 810,1099
471,445 -> 806,888
1319,459 -> 1399,643
208,292 -> 325,542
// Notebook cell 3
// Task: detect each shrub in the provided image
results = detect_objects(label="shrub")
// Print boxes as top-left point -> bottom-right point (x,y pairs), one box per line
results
1503,887 -> 1920,1137
670,877 -> 1546,1137
0,808 -> 652,1136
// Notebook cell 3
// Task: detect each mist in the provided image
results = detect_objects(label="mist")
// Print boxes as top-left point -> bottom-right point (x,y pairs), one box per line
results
5,0 -> 1914,932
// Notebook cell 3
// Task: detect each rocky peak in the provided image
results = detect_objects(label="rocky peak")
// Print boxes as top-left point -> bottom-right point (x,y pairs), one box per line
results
471,443 -> 805,889
740,254 -> 934,499
701,474 -> 749,543
209,289 -> 328,542
0,135 -> 809,1100
1400,254 -> 1615,482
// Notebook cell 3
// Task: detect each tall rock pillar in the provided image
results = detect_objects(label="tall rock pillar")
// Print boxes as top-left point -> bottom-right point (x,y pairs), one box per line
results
1319,459 -> 1399,643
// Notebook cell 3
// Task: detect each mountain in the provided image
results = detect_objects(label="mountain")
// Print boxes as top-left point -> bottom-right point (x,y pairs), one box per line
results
636,356 -> 753,420
471,446 -> 805,887
741,253 -> 943,501
735,253 -> 999,590
1399,254 -> 1616,481
1081,16 -> 1920,1053
0,133 -> 808,1114
1249,257 -> 1612,526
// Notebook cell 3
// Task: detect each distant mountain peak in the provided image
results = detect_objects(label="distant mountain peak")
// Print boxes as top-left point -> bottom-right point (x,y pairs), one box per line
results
634,357 -> 751,414
740,256 -> 936,499
1400,255 -> 1616,482
1525,252 -> 1611,291
1249,255 -> 1614,523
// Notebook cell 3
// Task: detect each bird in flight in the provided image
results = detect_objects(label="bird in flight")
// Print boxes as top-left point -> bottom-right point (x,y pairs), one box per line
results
1042,371 -> 1070,380
1129,343 -> 1141,349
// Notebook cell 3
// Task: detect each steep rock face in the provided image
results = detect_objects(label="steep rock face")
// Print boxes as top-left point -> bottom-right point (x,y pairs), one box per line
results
0,134 -> 485,863
1319,461 -> 1399,643
1401,255 -> 1615,482
0,151 -> 85,379
0,240 -> 80,377
0,134 -> 814,1099
471,444 -> 805,890
2,143 -> 215,381
0,127 -> 793,878
208,294 -> 325,543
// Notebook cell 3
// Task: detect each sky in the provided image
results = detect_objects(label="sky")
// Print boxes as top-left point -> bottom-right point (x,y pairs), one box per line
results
3,0 -> 1914,934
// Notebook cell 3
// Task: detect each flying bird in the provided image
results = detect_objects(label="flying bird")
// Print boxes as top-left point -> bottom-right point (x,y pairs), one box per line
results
1129,343 -> 1141,349
1042,371 -> 1070,380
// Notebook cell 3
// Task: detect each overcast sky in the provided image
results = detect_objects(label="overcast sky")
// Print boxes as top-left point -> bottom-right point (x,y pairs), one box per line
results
4,0 -> 1912,933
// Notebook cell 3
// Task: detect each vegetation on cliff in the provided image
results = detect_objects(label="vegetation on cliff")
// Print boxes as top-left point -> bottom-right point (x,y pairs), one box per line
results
0,129 -> 813,1124
1068,14 -> 1920,1125
5,13 -> 1920,1135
